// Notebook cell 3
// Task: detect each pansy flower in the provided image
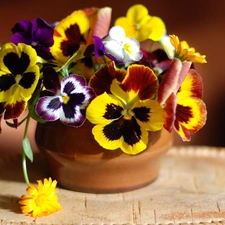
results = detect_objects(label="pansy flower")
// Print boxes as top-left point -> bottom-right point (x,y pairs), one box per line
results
115,4 -> 166,42
100,26 -> 143,66
35,67 -> 95,127
11,18 -> 54,60
50,10 -> 90,64
87,62 -> 165,154
158,58 -> 207,140
50,8 -> 112,79
174,69 -> 207,140
0,43 -> 40,121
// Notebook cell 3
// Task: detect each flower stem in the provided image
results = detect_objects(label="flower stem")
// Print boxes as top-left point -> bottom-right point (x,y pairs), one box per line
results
22,115 -> 31,185
22,151 -> 30,185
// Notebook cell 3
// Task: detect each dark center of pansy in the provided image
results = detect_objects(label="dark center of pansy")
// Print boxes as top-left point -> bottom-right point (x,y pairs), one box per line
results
60,24 -> 86,57
132,106 -> 150,122
104,103 -> 123,120
19,72 -> 36,89
0,74 -> 16,91
47,97 -> 62,110
174,104 -> 193,130
103,116 -> 142,146
3,52 -> 30,75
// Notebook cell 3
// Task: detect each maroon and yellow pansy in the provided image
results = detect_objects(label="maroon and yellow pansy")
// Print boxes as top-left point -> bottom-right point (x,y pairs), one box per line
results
50,7 -> 112,79
159,65 -> 207,141
86,62 -> 165,154
51,10 -> 90,64
0,43 -> 39,120
174,69 -> 206,141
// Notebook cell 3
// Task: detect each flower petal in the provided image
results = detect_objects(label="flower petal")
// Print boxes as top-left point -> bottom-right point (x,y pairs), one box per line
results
132,99 -> 165,131
174,98 -> 207,141
89,61 -> 126,95
119,64 -> 158,101
85,7 -> 112,44
19,178 -> 61,218
42,66 -> 61,92
36,96 -> 61,121
170,34 -> 207,63
177,69 -> 203,99
4,99 -> 27,119
51,10 -> 90,63
86,92 -> 123,125
158,58 -> 182,105
92,116 -> 148,155
163,92 -> 177,132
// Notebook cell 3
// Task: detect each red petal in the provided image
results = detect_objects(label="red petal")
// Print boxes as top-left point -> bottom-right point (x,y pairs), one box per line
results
85,7 -> 112,45
163,92 -> 177,132
4,100 -> 27,120
158,58 -> 182,104
174,98 -> 207,141
178,69 -> 203,99
120,65 -> 158,100
175,61 -> 192,92
89,61 -> 126,95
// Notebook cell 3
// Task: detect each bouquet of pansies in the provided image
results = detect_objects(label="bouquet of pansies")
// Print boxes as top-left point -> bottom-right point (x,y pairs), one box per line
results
0,4 -> 207,218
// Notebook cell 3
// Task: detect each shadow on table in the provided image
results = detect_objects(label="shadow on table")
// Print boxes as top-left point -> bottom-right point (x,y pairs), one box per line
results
0,195 -> 21,214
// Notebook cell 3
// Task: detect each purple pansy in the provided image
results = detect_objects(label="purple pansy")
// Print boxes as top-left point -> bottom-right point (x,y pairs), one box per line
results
92,35 -> 120,63
35,67 -> 95,127
11,18 -> 54,59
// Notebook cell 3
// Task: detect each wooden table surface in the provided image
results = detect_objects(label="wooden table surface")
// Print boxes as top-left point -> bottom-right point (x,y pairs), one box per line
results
1,146 -> 225,225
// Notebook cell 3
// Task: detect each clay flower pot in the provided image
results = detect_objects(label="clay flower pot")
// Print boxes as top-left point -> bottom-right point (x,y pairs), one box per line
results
35,120 -> 173,193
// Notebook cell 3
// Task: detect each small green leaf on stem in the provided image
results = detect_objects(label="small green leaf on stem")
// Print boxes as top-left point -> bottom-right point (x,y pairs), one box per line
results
22,137 -> 33,162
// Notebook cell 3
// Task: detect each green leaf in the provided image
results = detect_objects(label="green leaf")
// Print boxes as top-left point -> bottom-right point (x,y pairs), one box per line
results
5,116 -> 28,128
22,137 -> 34,162
28,91 -> 46,123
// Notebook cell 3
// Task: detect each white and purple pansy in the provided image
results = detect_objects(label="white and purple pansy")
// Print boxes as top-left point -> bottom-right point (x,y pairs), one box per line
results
101,26 -> 143,66
35,67 -> 95,127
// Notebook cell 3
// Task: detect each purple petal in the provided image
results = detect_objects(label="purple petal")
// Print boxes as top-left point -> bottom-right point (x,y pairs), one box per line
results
35,96 -> 62,121
61,75 -> 87,95
11,20 -> 32,44
60,106 -> 86,127
34,45 -> 52,59
11,20 -> 32,34
11,32 -> 31,45
32,18 -> 54,46
93,35 -> 106,57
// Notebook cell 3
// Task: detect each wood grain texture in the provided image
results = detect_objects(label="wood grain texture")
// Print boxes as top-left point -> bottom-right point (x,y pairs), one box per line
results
1,146 -> 225,225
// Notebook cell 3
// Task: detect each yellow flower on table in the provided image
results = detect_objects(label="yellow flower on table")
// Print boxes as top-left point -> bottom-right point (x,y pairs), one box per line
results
19,177 -> 62,218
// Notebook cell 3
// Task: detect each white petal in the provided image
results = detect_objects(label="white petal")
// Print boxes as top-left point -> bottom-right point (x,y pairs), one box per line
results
36,96 -> 62,121
108,26 -> 126,41
103,39 -> 124,61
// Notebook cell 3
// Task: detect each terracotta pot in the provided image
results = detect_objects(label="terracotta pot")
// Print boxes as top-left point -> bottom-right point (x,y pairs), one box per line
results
35,120 -> 173,193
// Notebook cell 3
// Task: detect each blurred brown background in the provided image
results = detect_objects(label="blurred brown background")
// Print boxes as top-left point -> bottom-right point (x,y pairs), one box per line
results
0,0 -> 225,154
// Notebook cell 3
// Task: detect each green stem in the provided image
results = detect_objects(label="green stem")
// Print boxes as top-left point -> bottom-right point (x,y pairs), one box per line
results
22,115 -> 31,185
149,41 -> 155,52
